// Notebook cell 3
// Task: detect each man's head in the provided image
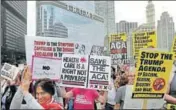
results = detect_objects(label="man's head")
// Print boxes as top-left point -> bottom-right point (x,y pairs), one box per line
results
127,69 -> 136,85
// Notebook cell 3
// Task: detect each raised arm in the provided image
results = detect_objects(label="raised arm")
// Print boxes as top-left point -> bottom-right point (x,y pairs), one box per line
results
60,87 -> 73,99
164,81 -> 176,104
10,87 -> 24,109
22,91 -> 43,109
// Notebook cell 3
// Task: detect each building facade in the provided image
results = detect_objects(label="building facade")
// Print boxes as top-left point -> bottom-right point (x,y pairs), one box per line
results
157,12 -> 175,50
1,1 -> 27,64
95,1 -> 116,53
146,0 -> 155,28
95,1 -> 116,35
36,4 -> 68,38
134,23 -> 155,32
116,20 -> 138,35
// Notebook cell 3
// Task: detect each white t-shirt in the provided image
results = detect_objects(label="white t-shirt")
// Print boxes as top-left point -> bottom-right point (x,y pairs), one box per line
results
107,79 -> 116,105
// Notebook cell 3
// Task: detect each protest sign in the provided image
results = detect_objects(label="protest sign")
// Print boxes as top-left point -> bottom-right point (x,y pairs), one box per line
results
109,33 -> 127,42
25,36 -> 92,65
88,56 -> 111,90
90,45 -> 105,56
146,99 -> 165,109
132,49 -> 173,98
60,54 -> 89,88
109,33 -> 127,51
167,104 -> 176,109
110,41 -> 129,65
18,64 -> 25,71
124,85 -> 165,109
171,36 -> 176,59
132,31 -> 157,60
123,85 -> 143,109
1,63 -> 20,81
32,56 -> 61,80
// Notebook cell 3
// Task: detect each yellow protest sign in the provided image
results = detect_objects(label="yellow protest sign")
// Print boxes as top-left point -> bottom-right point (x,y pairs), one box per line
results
132,49 -> 173,99
167,104 -> 176,109
171,36 -> 176,59
132,31 -> 157,60
109,33 -> 127,41
109,33 -> 127,52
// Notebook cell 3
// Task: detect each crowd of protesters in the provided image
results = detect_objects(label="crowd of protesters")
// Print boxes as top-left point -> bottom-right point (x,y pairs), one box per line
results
1,62 -> 176,110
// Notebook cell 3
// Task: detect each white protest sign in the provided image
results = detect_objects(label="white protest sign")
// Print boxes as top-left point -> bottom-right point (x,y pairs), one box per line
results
146,99 -> 165,109
90,45 -> 105,56
25,36 -> 92,65
123,85 -> 166,109
1,63 -> 19,81
123,85 -> 143,109
18,64 -> 25,71
60,54 -> 89,88
32,56 -> 61,80
88,56 -> 111,90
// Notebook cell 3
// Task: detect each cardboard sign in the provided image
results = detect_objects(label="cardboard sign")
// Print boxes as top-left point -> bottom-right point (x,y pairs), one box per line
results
123,85 -> 143,109
132,31 -> 157,60
1,63 -> 19,81
124,85 -> 165,109
132,49 -> 173,98
88,56 -> 111,90
90,45 -> 105,56
110,41 -> 129,65
32,56 -> 61,80
25,36 -> 92,65
61,54 -> 89,88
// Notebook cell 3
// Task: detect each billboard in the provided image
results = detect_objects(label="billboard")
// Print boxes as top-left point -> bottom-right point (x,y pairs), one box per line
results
61,1 -> 95,13
36,1 -> 105,46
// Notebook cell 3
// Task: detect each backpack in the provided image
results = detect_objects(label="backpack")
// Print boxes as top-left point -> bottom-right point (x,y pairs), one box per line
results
1,85 -> 17,110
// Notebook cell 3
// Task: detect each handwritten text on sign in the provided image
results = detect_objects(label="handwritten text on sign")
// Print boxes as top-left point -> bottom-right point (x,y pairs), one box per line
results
32,56 -> 61,80
88,56 -> 111,90
61,54 -> 89,88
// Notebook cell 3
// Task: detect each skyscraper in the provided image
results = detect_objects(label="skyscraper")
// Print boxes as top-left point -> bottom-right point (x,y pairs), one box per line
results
95,1 -> 116,35
135,1 -> 155,32
36,4 -> 68,38
146,0 -> 155,28
95,1 -> 116,53
157,12 -> 175,50
1,1 -> 27,64
116,20 -> 138,35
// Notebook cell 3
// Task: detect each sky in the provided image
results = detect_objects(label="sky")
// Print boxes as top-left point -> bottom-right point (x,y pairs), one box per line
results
115,1 -> 176,25
27,1 -> 176,36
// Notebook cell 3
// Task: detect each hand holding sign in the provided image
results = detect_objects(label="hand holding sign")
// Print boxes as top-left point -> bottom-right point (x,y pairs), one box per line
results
20,66 -> 32,95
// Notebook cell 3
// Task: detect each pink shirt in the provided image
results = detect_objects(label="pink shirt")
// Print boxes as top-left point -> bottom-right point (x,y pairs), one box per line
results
71,88 -> 99,109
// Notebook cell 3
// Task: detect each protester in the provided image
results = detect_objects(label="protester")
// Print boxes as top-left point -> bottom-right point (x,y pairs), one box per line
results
61,87 -> 105,109
119,74 -> 129,87
53,81 -> 64,106
10,66 -> 63,109
114,70 -> 135,109
104,66 -> 117,110
1,73 -> 21,110
164,61 -> 176,104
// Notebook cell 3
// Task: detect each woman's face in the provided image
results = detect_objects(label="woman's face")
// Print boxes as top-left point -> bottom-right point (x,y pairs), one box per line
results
36,86 -> 52,104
